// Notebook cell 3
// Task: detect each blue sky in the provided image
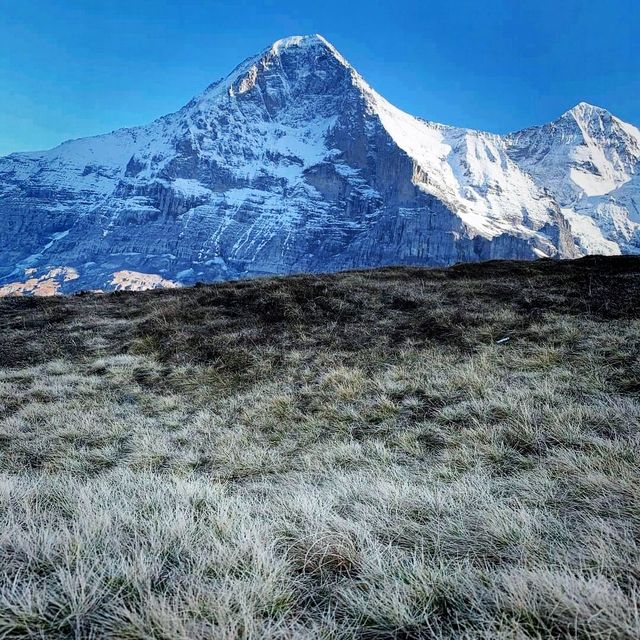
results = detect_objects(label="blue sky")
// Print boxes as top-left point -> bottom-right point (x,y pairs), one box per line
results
0,0 -> 638,156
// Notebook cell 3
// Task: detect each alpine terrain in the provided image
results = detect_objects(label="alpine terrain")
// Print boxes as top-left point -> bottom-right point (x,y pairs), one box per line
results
1,35 -> 639,294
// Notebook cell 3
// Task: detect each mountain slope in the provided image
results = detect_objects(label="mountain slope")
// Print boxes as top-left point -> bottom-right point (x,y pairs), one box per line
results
506,102 -> 640,254
0,34 -> 580,294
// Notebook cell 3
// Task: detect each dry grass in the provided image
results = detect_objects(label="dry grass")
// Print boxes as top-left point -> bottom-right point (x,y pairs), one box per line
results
0,256 -> 639,638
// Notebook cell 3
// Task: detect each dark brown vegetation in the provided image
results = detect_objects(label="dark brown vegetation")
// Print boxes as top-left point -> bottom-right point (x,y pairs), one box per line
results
2,255 -> 639,369
0,256 -> 639,638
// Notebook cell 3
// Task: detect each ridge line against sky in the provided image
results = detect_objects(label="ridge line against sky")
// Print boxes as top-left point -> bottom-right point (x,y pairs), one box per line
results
0,0 -> 638,156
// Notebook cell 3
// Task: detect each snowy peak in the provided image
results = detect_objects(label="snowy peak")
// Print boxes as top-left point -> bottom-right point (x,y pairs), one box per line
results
507,103 -> 640,199
262,34 -> 354,75
216,34 -> 352,98
269,34 -> 338,55
563,101 -> 611,120
506,103 -> 640,254
562,101 -> 640,156
560,101 -> 640,138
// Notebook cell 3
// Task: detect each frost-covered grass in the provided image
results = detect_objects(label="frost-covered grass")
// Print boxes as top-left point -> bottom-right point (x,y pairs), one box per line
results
0,257 -> 639,638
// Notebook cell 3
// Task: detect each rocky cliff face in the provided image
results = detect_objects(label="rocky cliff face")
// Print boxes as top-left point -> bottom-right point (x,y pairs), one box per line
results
0,35 -> 636,294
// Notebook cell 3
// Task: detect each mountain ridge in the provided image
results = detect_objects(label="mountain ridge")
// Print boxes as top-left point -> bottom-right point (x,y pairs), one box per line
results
0,34 -> 638,294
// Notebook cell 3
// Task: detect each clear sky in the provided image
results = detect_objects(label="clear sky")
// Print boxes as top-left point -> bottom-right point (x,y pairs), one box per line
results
0,0 -> 638,156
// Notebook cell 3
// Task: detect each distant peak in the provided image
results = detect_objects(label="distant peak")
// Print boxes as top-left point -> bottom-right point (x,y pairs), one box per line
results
194,34 -> 350,104
564,101 -> 610,119
269,34 -> 331,52
267,34 -> 348,66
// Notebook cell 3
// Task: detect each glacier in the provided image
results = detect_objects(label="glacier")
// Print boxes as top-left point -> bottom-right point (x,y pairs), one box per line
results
0,34 -> 638,294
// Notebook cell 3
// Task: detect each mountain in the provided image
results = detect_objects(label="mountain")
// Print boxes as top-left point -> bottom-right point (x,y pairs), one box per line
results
0,35 -> 637,295
506,102 -> 640,255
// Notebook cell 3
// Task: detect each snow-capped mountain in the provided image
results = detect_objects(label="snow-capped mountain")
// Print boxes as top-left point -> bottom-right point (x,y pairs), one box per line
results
506,102 -> 640,255
0,34 -> 635,294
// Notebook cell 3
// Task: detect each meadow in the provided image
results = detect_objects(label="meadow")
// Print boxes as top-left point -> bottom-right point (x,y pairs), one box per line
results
0,256 -> 638,638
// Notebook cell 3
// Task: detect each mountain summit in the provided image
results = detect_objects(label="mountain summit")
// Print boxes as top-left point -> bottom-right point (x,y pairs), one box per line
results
507,99 -> 640,255
0,35 -> 638,294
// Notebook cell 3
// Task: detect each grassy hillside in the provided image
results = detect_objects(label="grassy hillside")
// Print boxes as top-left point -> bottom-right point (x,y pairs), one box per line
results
0,256 -> 639,639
